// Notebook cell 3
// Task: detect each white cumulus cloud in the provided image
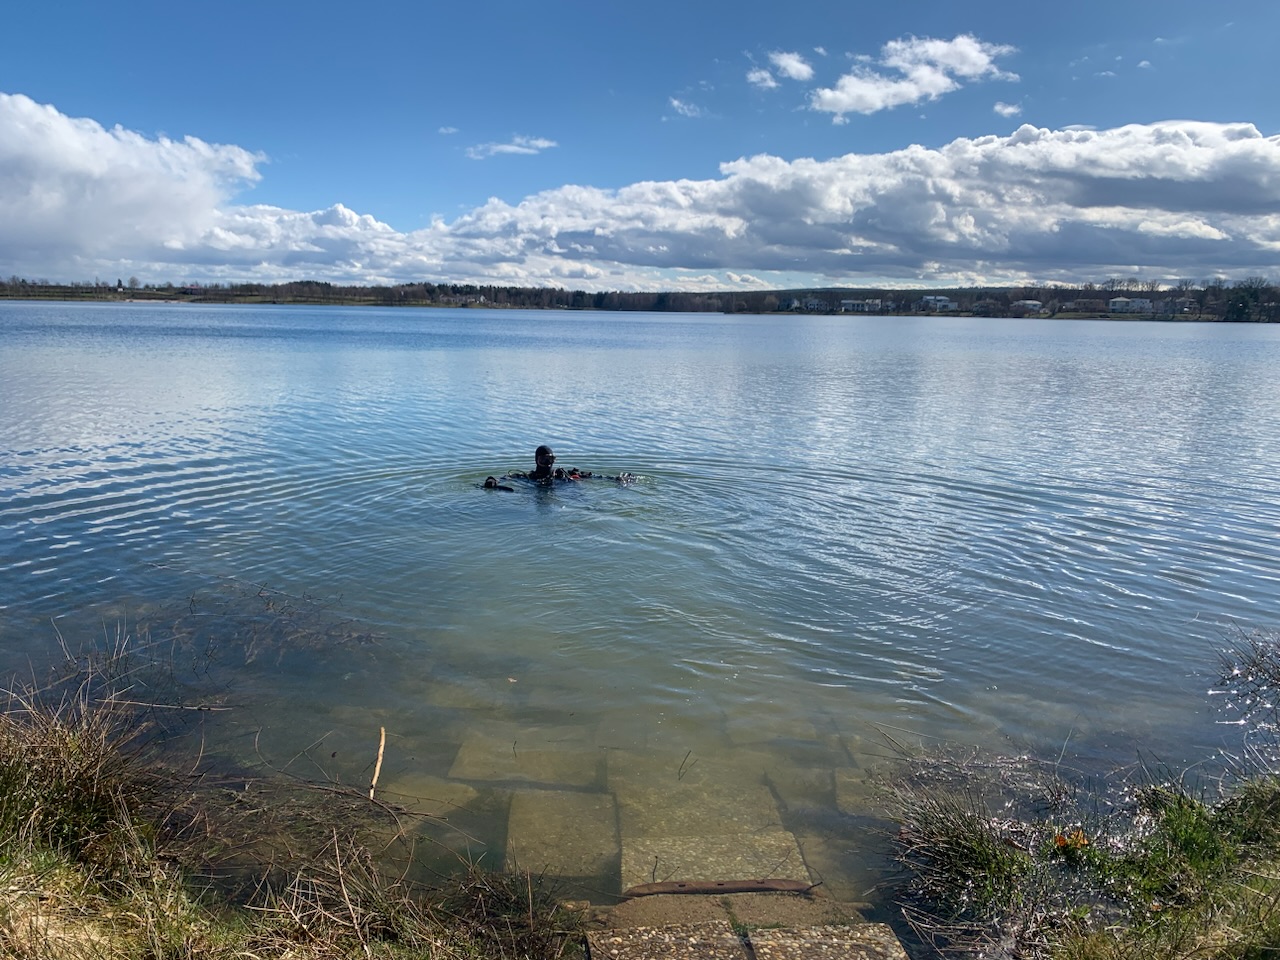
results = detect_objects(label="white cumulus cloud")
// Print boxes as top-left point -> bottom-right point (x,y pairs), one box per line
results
3,94 -> 1280,290
747,67 -> 778,90
994,101 -> 1022,117
0,92 -> 262,270
768,51 -> 815,81
810,34 -> 1017,121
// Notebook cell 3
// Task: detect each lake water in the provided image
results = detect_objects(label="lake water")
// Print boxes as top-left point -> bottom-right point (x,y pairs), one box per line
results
2,301 -> 1278,907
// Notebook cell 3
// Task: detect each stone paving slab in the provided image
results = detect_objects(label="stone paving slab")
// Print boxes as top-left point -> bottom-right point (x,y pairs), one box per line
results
609,751 -> 784,838
834,770 -> 884,817
620,832 -> 810,892
448,723 -> 603,786
375,772 -> 479,817
724,711 -> 820,746
421,676 -> 520,711
604,892 -> 865,931
587,920 -> 749,960
793,833 -> 875,904
749,923 -> 909,960
505,789 -> 619,876
758,760 -> 835,819
465,719 -> 598,747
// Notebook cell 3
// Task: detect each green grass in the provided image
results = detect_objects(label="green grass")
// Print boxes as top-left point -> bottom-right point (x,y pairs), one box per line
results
0,662 -> 585,959
886,629 -> 1280,959
888,755 -> 1280,959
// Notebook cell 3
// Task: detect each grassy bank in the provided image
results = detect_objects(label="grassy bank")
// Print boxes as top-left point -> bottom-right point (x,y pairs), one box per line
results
0,648 -> 585,959
886,628 -> 1280,959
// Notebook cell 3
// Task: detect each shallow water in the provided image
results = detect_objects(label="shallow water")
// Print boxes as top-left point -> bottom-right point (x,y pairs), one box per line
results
2,301 -> 1278,904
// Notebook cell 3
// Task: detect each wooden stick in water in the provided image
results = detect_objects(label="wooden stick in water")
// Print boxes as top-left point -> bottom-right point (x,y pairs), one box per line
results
370,726 -> 386,800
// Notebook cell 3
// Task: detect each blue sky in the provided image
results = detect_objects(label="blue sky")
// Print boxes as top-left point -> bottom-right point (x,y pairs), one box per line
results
2,0 -> 1278,291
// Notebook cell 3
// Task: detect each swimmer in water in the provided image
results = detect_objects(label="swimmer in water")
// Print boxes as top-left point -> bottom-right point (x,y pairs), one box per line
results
483,476 -> 514,491
531,444 -> 558,481
498,444 -> 635,485
508,445 -> 593,482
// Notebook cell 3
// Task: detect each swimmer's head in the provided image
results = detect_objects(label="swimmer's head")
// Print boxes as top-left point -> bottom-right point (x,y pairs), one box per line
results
534,445 -> 556,467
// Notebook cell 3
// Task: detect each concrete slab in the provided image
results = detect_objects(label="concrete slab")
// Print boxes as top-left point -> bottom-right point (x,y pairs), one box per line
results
594,706 -> 730,751
762,763 -> 835,820
505,789 -> 618,877
375,773 -> 478,817
421,676 -> 520,711
620,831 -> 810,892
448,723 -> 603,787
749,923 -> 909,960
794,834 -> 881,904
724,711 -> 819,747
608,751 -> 784,838
605,892 -> 864,932
834,771 -> 884,818
596,712 -> 654,751
587,920 -> 749,960
717,893 -> 865,929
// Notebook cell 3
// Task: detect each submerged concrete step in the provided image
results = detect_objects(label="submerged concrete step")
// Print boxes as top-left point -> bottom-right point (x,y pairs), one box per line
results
586,919 -> 908,960
620,832 -> 810,892
587,891 -> 905,959
749,924 -> 909,960
505,787 -> 619,876
587,920 -> 749,960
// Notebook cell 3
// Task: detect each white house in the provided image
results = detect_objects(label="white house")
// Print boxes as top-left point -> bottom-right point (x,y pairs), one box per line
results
917,295 -> 957,311
1108,297 -> 1153,313
840,299 -> 882,312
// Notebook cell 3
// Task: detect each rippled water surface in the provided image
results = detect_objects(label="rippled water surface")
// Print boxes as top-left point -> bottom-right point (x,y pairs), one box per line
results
2,301 -> 1278,903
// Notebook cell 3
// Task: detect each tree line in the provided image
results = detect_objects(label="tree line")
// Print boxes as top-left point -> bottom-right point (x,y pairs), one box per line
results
2,274 -> 1277,321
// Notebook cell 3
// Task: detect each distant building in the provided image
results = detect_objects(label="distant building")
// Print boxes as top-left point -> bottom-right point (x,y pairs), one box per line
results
1108,296 -> 1153,313
803,297 -> 830,312
1011,299 -> 1043,313
840,298 -> 882,312
916,295 -> 958,312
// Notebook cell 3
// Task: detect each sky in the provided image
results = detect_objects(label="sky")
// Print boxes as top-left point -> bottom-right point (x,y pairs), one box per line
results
2,0 -> 1279,292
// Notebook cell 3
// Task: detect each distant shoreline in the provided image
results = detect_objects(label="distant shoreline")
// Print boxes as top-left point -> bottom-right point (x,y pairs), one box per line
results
0,293 -> 1267,323
3,275 -> 1276,323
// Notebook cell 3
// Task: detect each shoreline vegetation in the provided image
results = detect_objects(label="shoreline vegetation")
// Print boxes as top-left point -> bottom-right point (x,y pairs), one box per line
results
2,275 -> 1278,322
886,627 -> 1280,959
3,609 -> 1278,958
0,629 -> 589,959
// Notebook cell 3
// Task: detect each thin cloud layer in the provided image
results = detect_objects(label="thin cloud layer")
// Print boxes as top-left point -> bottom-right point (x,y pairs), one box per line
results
810,34 -> 1017,121
668,98 -> 704,118
2,93 -> 1279,290
465,135 -> 557,159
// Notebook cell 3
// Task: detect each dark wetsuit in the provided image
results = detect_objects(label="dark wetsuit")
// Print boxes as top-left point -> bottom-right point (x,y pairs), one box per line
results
496,446 -> 631,486
504,467 -> 590,482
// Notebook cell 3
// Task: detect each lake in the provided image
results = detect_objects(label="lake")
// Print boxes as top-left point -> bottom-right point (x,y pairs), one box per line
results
1,301 -> 1278,907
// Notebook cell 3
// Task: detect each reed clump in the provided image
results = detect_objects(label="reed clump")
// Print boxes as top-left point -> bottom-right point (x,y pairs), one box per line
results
0,638 -> 584,959
886,628 -> 1280,960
